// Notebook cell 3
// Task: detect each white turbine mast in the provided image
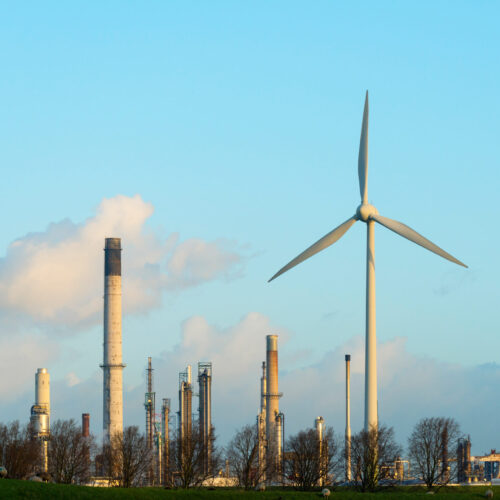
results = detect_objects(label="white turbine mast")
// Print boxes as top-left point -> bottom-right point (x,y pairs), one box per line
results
268,91 -> 467,432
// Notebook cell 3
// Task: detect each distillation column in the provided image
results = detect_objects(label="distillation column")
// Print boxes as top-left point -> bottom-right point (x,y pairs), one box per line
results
265,335 -> 282,479
257,361 -> 267,481
198,362 -> 212,475
162,398 -> 171,486
144,357 -> 156,485
178,366 -> 193,441
102,238 -> 124,442
345,354 -> 352,482
30,368 -> 50,473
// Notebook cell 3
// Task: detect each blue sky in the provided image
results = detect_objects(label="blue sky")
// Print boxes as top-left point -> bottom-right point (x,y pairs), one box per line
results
1,2 -> 498,453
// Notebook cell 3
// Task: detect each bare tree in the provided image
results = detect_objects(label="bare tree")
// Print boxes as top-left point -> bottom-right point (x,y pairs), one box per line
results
226,424 -> 262,489
0,421 -> 39,479
284,427 -> 339,490
108,426 -> 152,487
49,419 -> 95,484
408,417 -> 461,489
169,424 -> 219,488
350,424 -> 401,492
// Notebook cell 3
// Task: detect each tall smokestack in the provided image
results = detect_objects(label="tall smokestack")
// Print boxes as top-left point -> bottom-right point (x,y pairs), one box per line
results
82,413 -> 90,437
345,354 -> 351,482
102,237 -> 124,442
265,335 -> 282,477
30,368 -> 50,473
198,362 -> 212,474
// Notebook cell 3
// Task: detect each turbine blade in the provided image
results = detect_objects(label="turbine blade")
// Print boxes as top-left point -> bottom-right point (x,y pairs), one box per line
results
268,216 -> 357,282
371,213 -> 467,268
358,91 -> 369,204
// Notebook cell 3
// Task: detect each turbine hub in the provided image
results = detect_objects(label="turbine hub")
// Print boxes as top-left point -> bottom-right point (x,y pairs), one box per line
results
356,203 -> 378,222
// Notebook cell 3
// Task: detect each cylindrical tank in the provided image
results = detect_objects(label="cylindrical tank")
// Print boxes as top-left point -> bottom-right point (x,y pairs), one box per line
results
35,368 -> 50,413
82,413 -> 90,437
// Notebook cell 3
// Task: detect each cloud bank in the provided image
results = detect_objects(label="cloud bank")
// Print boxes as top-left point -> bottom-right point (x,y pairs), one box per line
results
0,195 -> 245,329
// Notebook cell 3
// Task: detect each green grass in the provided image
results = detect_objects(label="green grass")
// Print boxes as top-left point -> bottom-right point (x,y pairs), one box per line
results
0,480 -> 498,499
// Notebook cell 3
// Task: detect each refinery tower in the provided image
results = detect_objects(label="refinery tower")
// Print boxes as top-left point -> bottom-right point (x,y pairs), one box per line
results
101,238 -> 124,441
30,368 -> 50,473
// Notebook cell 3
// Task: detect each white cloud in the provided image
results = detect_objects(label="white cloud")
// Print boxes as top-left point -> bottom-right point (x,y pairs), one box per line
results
65,372 -> 81,387
0,195 -> 246,330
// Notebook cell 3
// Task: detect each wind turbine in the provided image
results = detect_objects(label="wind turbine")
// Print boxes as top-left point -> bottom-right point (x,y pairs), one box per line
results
268,92 -> 467,432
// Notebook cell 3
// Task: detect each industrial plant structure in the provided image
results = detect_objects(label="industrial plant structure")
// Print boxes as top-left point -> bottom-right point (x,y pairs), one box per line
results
198,362 -> 212,475
178,365 -> 193,442
257,335 -> 284,483
101,237 -> 124,442
257,361 -> 267,481
82,413 -> 90,437
30,368 -> 50,473
161,398 -> 171,485
144,357 -> 156,485
315,416 -> 326,486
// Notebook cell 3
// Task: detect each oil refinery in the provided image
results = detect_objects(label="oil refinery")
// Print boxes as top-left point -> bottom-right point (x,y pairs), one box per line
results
9,237 -> 499,488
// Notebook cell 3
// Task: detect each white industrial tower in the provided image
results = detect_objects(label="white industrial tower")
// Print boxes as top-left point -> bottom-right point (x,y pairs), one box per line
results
102,237 -> 124,442
30,368 -> 50,473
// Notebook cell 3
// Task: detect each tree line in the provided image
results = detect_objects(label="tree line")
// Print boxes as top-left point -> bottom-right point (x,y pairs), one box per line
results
0,416 -> 463,491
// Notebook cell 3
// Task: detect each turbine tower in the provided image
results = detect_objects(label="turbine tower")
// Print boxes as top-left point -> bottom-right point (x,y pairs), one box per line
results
269,92 -> 467,432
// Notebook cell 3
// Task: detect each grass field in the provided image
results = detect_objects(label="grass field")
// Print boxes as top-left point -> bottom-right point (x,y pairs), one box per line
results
0,480 -> 498,499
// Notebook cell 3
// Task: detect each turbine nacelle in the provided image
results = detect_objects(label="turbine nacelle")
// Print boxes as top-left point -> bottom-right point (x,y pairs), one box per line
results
356,203 -> 378,222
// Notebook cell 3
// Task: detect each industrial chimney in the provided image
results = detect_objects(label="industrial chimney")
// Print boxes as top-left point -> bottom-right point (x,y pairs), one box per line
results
82,413 -> 90,437
198,362 -> 212,474
345,354 -> 351,482
30,368 -> 50,473
102,237 -> 124,442
265,335 -> 282,478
